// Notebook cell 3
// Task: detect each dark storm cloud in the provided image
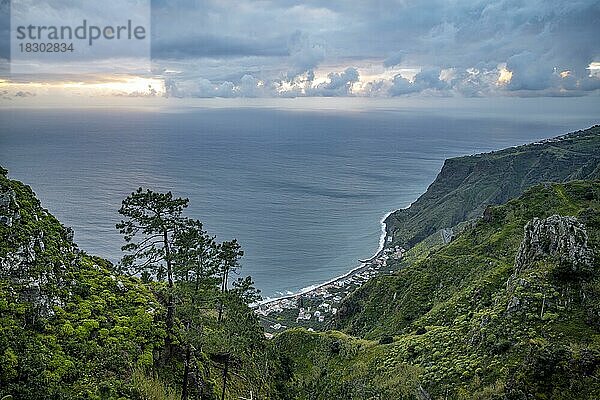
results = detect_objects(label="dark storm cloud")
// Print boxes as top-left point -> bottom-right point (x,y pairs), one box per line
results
2,0 -> 599,97
152,34 -> 289,59
150,0 -> 599,97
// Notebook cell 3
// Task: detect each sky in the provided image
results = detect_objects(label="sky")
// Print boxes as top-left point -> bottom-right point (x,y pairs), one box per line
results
0,0 -> 599,101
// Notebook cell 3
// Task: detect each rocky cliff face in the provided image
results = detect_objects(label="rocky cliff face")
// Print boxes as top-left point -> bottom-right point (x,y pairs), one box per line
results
385,125 -> 600,249
0,169 -> 78,318
506,214 -> 597,315
513,215 -> 594,276
0,184 -> 19,227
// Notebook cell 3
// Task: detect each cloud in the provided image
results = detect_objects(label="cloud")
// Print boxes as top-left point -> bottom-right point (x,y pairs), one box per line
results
506,52 -> 554,91
1,0 -> 599,98
153,35 -> 289,59
164,68 -> 361,98
383,51 -> 404,68
166,77 -> 236,98
286,31 -> 326,80
238,74 -> 265,97
308,67 -> 360,96
388,75 -> 419,96
448,67 -> 503,97
155,0 -> 599,97
389,68 -> 447,96
165,74 -> 273,98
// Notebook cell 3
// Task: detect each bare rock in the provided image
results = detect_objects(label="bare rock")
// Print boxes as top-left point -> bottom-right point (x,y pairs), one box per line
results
506,215 -> 595,313
0,185 -> 20,226
514,215 -> 594,276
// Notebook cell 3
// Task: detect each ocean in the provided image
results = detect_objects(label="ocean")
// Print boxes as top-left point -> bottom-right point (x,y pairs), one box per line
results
1,98 -> 598,298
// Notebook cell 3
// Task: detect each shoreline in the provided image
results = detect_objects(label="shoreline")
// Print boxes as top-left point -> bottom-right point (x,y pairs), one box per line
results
254,207 -> 401,307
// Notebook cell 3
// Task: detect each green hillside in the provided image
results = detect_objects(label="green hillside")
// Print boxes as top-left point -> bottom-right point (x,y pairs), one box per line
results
0,166 -> 169,398
275,180 -> 600,398
385,125 -> 600,249
0,167 -> 279,400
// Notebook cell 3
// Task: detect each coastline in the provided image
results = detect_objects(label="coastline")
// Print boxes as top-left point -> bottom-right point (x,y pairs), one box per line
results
254,207 -> 402,307
254,124 -> 600,310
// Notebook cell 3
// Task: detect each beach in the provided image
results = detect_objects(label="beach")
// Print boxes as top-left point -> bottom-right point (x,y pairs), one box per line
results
254,209 -> 407,333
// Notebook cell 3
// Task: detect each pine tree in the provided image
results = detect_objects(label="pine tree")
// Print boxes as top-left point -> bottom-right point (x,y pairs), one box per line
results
173,218 -> 218,290
116,188 -> 189,336
217,239 -> 244,322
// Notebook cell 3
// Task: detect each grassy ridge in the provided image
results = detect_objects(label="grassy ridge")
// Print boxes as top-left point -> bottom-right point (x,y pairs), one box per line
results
385,125 -> 600,248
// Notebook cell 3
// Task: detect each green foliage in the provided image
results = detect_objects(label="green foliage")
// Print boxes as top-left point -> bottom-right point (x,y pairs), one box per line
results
217,240 -> 244,294
117,187 -> 189,281
173,219 -> 218,286
0,172 -> 277,399
327,180 -> 600,398
272,329 -> 422,399
131,368 -> 181,400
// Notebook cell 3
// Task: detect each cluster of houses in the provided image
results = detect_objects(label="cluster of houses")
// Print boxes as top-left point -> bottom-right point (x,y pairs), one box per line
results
256,244 -> 406,333
296,302 -> 338,323
376,245 -> 405,265
254,297 -> 296,317
269,323 -> 286,331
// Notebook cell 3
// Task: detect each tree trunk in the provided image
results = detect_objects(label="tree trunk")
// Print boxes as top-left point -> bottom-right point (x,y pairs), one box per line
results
195,253 -> 204,292
217,299 -> 224,323
217,267 -> 228,323
182,345 -> 191,400
195,257 -> 200,292
221,355 -> 229,400
164,229 -> 175,335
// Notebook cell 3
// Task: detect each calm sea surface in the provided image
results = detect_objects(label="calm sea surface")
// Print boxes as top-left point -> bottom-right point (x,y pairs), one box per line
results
1,100 -> 598,297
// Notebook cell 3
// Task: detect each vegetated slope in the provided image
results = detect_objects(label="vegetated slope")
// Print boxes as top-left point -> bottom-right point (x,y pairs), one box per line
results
276,180 -> 600,399
385,125 -> 600,249
271,329 -> 423,399
0,167 -> 279,400
0,166 -> 170,398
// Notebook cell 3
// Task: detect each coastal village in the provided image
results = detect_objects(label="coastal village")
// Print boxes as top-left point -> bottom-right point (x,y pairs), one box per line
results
255,244 -> 405,335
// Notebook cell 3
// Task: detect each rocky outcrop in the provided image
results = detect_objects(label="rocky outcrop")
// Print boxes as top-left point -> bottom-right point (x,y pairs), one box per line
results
0,231 -> 45,280
513,215 -> 594,276
0,185 -> 19,227
506,214 -> 595,313
0,172 -> 77,318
